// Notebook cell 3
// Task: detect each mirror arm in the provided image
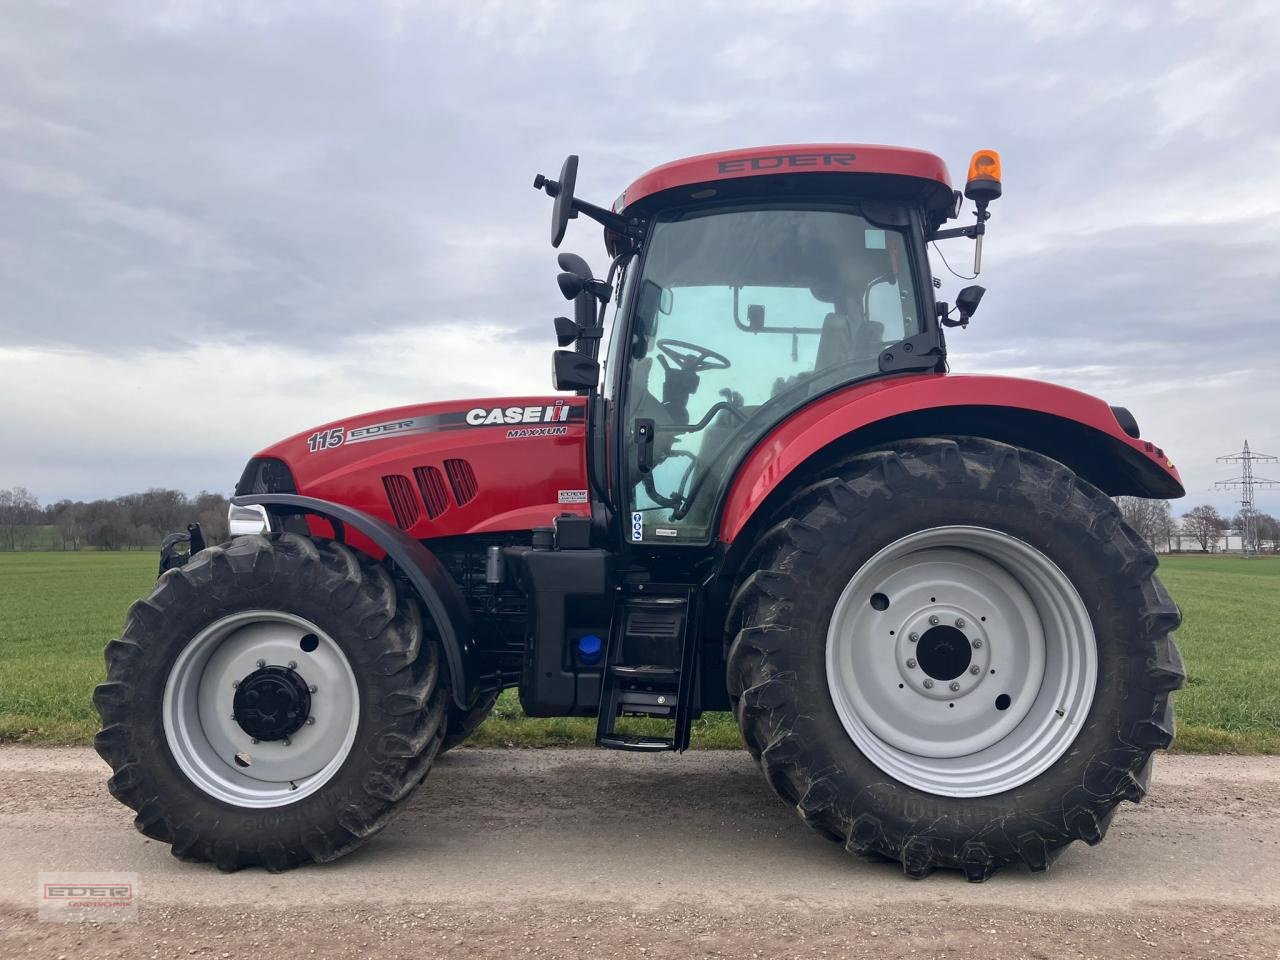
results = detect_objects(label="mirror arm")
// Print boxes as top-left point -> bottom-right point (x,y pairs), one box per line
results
927,220 -> 984,242
572,197 -> 647,240
926,200 -> 990,242
927,200 -> 992,275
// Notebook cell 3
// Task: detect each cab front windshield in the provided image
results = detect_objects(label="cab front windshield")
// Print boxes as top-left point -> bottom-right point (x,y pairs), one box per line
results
623,204 -> 921,543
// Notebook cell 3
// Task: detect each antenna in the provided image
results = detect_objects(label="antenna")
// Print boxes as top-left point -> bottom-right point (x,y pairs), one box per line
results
1215,440 -> 1279,557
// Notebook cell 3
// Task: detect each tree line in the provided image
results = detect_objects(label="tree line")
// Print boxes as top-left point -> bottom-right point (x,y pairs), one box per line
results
0,485 -> 1275,553
0,486 -> 230,551
1115,496 -> 1279,553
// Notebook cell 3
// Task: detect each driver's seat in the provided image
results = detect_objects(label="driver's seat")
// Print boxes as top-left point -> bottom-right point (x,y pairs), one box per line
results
815,312 -> 883,369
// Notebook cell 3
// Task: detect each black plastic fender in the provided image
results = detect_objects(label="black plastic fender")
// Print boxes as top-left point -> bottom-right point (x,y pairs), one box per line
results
231,493 -> 479,709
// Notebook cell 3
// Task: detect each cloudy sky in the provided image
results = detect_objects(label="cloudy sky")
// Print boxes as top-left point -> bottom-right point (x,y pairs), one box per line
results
2,0 -> 1278,517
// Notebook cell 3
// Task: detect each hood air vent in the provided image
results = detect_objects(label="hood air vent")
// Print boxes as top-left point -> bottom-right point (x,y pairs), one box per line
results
382,475 -> 420,529
444,458 -> 478,505
413,465 -> 450,519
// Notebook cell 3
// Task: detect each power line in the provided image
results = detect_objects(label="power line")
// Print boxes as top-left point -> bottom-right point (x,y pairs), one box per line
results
1215,440 -> 1278,557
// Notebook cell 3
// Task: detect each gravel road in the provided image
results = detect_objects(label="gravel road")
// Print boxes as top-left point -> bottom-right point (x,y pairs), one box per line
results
1,747 -> 1277,958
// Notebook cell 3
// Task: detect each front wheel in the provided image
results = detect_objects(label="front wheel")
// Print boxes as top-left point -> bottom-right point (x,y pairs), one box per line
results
727,437 -> 1184,880
94,533 -> 450,871
439,688 -> 501,754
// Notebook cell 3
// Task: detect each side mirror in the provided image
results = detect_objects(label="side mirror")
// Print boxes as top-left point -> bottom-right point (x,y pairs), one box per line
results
955,285 -> 985,322
746,303 -> 765,331
552,349 -> 599,392
537,155 -> 578,247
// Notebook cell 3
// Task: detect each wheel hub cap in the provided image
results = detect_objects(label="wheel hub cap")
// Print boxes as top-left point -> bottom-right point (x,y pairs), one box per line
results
233,665 -> 311,742
915,625 -> 971,681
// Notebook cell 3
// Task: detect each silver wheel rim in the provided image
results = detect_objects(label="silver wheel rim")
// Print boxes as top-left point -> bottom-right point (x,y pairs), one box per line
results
162,610 -> 360,808
825,525 -> 1097,798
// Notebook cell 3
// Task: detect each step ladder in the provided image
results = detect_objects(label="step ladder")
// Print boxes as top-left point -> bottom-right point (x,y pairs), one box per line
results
596,588 -> 697,752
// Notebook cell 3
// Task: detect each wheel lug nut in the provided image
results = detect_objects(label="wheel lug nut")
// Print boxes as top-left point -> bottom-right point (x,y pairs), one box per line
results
231,680 -> 239,688
923,679 -> 934,689
282,737 -> 291,746
908,632 -> 919,642
949,681 -> 960,692
972,639 -> 983,649
287,661 -> 297,670
256,659 -> 266,668
955,617 -> 966,628
929,615 -> 940,625
309,684 -> 318,694
251,738 -> 260,744
906,658 -> 917,669
969,665 -> 980,675
306,716 -> 315,725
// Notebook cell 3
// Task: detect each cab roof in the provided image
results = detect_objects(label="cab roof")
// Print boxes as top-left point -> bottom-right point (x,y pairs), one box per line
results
615,143 -> 953,216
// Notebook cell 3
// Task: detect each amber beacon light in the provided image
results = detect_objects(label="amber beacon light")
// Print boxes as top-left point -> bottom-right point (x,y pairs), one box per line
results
964,150 -> 1002,203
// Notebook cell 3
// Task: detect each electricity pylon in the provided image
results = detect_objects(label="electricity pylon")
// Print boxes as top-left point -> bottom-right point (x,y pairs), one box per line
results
1216,441 -> 1278,557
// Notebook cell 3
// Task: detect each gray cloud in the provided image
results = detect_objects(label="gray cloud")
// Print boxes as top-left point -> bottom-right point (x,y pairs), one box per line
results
1,0 -> 1278,516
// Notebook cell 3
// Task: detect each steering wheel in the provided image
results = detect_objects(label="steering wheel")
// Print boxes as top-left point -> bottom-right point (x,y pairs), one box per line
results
656,338 -> 731,374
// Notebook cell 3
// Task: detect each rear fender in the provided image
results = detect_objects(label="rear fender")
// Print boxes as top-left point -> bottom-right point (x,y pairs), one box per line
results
231,493 -> 480,709
719,374 -> 1183,544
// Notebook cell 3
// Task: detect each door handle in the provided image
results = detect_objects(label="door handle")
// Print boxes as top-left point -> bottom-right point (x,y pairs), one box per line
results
635,419 -> 655,475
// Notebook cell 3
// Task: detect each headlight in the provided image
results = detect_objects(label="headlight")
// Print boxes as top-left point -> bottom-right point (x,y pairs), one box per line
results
228,503 -> 271,536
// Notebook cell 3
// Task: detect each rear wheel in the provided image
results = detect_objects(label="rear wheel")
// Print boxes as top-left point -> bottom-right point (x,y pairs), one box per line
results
94,533 -> 450,871
727,437 -> 1184,880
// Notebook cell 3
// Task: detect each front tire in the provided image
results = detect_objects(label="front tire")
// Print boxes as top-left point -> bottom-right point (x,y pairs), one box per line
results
726,438 -> 1184,880
439,688 -> 501,754
94,533 -> 450,871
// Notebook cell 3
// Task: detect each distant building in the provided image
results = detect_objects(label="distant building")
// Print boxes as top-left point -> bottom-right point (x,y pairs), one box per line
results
1164,528 -> 1278,554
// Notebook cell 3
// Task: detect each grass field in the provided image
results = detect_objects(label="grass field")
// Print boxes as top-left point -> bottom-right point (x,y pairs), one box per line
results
0,551 -> 1276,752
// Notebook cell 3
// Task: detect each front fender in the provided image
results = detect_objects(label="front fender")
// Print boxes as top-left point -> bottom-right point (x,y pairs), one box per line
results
232,493 -> 480,709
719,373 -> 1183,543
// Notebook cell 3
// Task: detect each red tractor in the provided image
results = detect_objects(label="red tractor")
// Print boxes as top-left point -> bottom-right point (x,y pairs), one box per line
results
95,144 -> 1184,880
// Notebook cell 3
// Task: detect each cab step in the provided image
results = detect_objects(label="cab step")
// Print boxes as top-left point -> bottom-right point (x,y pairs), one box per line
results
596,589 -> 698,752
596,733 -> 676,753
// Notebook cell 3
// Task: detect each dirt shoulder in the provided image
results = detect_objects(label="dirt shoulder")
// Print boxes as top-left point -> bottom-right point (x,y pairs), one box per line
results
0,748 -> 1277,957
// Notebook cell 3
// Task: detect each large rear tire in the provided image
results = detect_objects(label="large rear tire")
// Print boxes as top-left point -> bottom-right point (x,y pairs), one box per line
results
726,437 -> 1183,880
94,533 -> 450,871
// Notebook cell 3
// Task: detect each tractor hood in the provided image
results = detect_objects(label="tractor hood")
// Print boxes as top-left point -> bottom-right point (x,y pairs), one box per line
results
236,396 -> 591,538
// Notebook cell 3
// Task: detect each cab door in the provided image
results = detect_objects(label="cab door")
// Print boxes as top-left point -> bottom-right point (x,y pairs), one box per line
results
615,204 -> 924,546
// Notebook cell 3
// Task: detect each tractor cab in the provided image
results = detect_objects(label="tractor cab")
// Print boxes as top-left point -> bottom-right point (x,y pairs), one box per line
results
536,145 -> 999,545
525,145 -> 1005,750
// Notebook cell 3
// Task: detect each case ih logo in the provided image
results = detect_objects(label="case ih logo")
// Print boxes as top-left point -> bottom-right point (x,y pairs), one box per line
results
717,152 -> 856,173
465,404 -> 573,426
